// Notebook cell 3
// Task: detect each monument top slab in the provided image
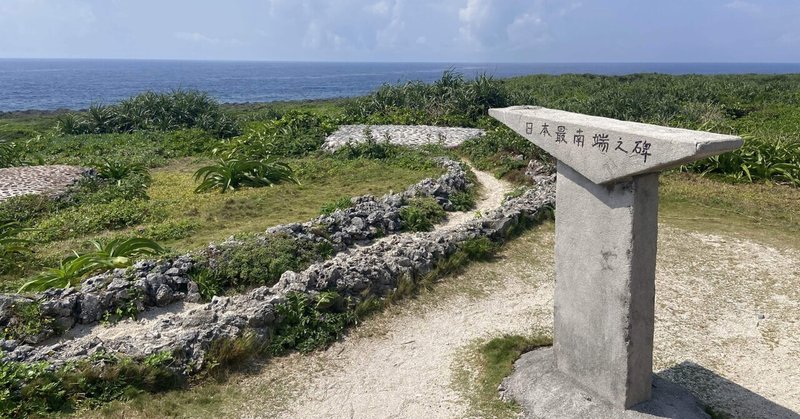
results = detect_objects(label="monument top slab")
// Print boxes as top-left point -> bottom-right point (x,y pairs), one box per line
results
489,106 -> 743,184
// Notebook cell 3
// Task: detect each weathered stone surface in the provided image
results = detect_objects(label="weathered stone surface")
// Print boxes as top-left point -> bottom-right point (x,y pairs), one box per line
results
554,162 -> 658,408
501,347 -> 711,419
0,165 -> 93,202
489,106 -> 742,184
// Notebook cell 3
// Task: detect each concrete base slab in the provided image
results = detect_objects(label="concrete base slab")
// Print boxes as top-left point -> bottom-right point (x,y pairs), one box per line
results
500,347 -> 711,419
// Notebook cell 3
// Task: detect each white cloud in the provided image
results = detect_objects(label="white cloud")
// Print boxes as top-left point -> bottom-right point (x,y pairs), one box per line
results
725,0 -> 761,14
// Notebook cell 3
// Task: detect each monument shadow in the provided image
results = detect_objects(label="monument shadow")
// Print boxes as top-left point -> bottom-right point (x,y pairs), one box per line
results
650,361 -> 799,419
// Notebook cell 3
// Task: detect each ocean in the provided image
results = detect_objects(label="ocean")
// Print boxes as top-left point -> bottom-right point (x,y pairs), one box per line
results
1,60 -> 799,112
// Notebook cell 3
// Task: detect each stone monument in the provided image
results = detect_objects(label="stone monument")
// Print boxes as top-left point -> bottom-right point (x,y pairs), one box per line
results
489,106 -> 742,416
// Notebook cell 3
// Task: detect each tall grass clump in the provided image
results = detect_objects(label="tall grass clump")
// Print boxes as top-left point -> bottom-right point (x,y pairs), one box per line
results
55,90 -> 240,138
345,70 -> 508,127
685,135 -> 800,186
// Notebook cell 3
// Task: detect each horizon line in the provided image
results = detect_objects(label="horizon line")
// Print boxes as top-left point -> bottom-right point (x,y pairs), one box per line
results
2,58 -> 800,65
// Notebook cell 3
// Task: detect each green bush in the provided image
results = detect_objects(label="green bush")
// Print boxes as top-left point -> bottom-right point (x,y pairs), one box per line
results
206,235 -> 333,291
55,90 -> 240,138
345,71 -> 508,127
0,194 -> 56,224
0,352 -> 182,417
224,110 -> 339,159
193,158 -> 298,193
268,292 -> 353,355
459,126 -> 548,182
448,189 -> 476,212
32,199 -> 165,242
0,222 -> 32,274
0,300 -> 54,341
19,238 -> 166,292
399,197 -> 446,232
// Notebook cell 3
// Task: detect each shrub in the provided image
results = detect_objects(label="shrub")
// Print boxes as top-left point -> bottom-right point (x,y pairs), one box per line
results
268,291 -> 353,355
449,189 -> 476,212
189,268 -> 223,301
0,300 -> 55,342
460,236 -> 498,261
206,235 -> 333,291
399,197 -> 446,232
320,196 -> 353,215
0,352 -> 183,417
459,126 -> 548,182
96,159 -> 147,182
193,158 -> 299,193
55,90 -> 241,138
224,110 -> 338,159
684,135 -> 800,186
0,222 -> 32,274
345,71 -> 508,127
0,194 -> 56,224
0,139 -> 22,168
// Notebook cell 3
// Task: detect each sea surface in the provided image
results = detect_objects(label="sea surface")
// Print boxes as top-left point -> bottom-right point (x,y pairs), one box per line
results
1,60 -> 799,112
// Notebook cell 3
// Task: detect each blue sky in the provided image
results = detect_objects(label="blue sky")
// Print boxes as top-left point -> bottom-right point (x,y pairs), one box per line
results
0,0 -> 798,62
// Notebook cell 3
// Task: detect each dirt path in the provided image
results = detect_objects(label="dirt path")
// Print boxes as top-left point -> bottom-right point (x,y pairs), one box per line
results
440,163 -> 511,230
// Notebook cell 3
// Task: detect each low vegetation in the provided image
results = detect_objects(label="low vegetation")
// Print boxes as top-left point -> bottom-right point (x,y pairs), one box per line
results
193,158 -> 298,193
194,234 -> 332,298
55,90 -> 240,138
455,334 -> 553,418
399,196 -> 447,232
19,237 -> 165,292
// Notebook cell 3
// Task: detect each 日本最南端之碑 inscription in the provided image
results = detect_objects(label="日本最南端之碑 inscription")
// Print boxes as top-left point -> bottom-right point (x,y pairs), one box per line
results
490,106 -> 742,413
494,106 -> 741,185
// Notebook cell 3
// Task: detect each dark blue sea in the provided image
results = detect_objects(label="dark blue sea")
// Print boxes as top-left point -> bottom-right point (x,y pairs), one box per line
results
1,60 -> 799,112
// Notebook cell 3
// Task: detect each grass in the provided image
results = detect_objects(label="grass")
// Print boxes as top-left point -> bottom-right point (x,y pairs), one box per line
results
453,334 -> 553,419
659,172 -> 800,250
148,156 -> 441,251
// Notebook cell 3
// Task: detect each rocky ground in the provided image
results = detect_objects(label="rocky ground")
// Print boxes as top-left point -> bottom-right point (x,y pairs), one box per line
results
0,165 -> 89,201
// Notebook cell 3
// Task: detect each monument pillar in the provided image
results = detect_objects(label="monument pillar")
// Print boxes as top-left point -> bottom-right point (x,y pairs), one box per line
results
555,162 -> 658,408
489,106 -> 742,413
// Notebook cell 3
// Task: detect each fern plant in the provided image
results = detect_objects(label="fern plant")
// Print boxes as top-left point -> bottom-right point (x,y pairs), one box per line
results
193,158 -> 298,193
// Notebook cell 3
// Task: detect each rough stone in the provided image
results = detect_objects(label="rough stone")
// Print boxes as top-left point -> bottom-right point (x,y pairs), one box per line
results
554,162 -> 658,408
502,347 -> 711,419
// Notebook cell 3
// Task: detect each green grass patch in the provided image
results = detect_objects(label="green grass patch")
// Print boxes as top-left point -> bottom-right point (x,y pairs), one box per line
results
453,334 -> 553,419
659,172 -> 800,250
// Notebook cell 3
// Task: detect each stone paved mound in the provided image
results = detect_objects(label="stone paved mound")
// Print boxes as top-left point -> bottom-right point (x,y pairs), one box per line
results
323,125 -> 484,151
0,165 -> 90,202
